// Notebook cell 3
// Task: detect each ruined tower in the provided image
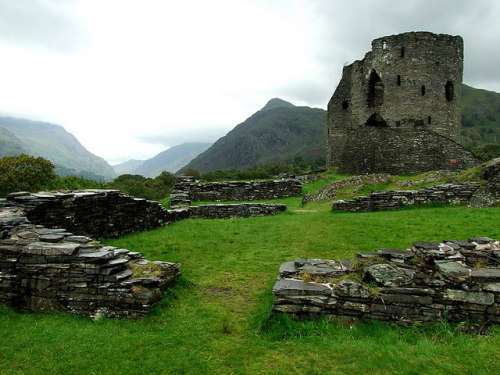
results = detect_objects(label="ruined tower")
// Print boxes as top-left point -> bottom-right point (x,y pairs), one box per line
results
327,31 -> 478,174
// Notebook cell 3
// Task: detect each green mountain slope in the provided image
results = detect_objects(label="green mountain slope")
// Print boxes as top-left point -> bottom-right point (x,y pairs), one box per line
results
179,99 -> 327,173
0,127 -> 30,157
134,142 -> 211,177
0,117 -> 116,180
461,84 -> 500,145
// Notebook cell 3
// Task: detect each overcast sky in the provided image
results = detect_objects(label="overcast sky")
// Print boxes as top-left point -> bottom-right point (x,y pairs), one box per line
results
0,0 -> 499,165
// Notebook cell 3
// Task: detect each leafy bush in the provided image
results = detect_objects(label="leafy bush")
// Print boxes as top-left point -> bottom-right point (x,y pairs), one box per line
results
47,175 -> 107,191
0,154 -> 57,197
108,172 -> 177,200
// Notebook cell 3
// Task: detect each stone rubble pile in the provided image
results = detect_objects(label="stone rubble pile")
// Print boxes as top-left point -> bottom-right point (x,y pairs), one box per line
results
170,176 -> 302,207
0,206 -> 180,318
332,183 -> 480,212
273,237 -> 500,325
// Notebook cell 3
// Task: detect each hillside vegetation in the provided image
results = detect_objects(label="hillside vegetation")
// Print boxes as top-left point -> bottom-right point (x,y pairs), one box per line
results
462,84 -> 500,145
179,99 -> 326,173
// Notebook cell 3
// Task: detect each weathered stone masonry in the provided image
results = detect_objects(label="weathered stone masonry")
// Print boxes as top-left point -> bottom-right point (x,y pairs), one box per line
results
273,238 -> 500,325
170,176 -> 302,207
0,207 -> 180,318
0,184 -> 290,318
332,183 -> 480,212
6,190 -> 188,239
327,31 -> 478,174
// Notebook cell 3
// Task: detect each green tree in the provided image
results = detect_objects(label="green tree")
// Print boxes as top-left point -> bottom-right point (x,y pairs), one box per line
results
0,154 -> 57,197
155,171 -> 177,190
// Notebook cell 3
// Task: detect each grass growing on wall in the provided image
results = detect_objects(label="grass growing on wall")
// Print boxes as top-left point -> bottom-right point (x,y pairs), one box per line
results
1,191 -> 499,374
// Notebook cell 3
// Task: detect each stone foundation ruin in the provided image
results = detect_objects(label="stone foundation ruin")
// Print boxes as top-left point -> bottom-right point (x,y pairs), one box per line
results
170,176 -> 302,207
0,206 -> 180,318
331,158 -> 500,212
5,189 -> 187,238
332,183 -> 480,212
0,183 -> 290,318
273,238 -> 500,326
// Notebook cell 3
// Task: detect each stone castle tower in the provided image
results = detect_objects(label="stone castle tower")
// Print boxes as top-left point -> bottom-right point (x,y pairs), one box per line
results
327,31 -> 478,174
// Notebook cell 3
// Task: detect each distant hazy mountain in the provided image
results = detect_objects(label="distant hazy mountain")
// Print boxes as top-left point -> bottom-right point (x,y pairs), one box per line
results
131,142 -> 211,177
0,116 -> 116,180
178,98 -> 327,173
112,159 -> 145,176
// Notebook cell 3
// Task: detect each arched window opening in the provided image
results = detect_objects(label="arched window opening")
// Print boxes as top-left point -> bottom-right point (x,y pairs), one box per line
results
445,81 -> 455,101
428,116 -> 432,124
367,70 -> 384,108
397,75 -> 401,86
382,41 -> 388,49
365,113 -> 388,127
400,47 -> 405,57
342,100 -> 349,110
421,85 -> 426,96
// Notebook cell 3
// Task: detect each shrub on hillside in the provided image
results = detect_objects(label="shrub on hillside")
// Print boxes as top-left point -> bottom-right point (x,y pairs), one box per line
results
108,172 -> 177,200
0,154 -> 57,197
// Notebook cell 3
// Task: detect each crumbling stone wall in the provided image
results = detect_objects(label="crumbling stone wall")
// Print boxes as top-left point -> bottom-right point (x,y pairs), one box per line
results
6,190 -> 188,238
170,177 -> 302,207
332,183 -> 480,212
0,207 -> 180,318
327,31 -> 478,174
188,203 -> 286,219
273,237 -> 500,325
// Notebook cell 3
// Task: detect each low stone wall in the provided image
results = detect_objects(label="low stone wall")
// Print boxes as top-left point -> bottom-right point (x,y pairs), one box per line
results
0,207 -> 180,319
332,183 -> 480,212
6,190 -> 188,238
170,176 -> 302,207
188,203 -> 286,219
273,237 -> 500,325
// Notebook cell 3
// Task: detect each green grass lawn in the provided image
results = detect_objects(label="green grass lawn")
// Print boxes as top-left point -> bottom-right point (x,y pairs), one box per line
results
1,192 -> 499,374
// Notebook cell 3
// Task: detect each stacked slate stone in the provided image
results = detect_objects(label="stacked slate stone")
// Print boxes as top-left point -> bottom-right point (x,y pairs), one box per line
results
273,238 -> 500,325
170,176 -> 197,207
170,177 -> 302,206
332,183 -> 480,212
0,207 -> 180,319
189,203 -> 286,219
6,190 -> 188,238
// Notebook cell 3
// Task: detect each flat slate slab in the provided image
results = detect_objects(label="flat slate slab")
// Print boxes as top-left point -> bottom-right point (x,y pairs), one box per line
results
273,279 -> 331,296
24,242 -> 80,256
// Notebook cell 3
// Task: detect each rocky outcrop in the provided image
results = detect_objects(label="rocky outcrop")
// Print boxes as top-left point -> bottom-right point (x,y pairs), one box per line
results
0,206 -> 180,319
332,183 -> 480,212
468,157 -> 500,208
273,237 -> 500,326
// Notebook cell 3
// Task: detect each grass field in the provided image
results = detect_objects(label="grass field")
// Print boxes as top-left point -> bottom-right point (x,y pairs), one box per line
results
1,181 -> 499,374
